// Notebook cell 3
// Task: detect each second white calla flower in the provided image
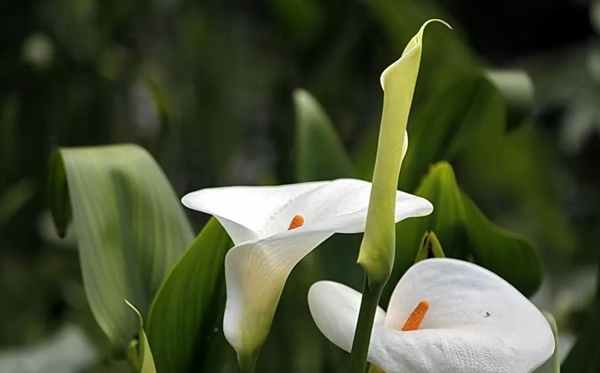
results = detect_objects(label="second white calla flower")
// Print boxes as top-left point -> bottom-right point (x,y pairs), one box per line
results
182,178 -> 432,358
308,258 -> 555,373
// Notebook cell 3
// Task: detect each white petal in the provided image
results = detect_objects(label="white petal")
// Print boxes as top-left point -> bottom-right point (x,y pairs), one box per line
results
369,327 -> 524,373
308,281 -> 386,353
273,179 -> 433,235
182,178 -> 432,244
223,229 -> 333,355
181,181 -> 328,244
376,258 -> 555,373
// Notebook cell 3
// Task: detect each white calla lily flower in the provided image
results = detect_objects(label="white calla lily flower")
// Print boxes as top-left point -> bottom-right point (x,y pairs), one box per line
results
182,177 -> 432,358
308,258 -> 555,373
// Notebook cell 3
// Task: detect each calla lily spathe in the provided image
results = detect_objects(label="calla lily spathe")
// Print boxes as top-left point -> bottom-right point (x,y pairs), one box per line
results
308,258 -> 555,373
182,177 -> 432,357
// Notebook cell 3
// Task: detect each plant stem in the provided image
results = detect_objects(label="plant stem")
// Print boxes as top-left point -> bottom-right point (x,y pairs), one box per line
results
238,353 -> 257,373
349,276 -> 385,373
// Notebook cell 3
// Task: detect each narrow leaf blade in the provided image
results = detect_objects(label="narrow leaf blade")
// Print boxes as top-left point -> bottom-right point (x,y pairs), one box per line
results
126,300 -> 157,373
147,218 -> 232,373
399,74 -> 504,191
293,88 -> 354,181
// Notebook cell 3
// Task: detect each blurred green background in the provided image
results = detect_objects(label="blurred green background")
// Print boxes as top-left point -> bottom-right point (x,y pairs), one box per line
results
1,0 -> 599,372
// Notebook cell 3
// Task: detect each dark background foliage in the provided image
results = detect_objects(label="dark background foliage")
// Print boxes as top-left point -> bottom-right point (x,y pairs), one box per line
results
0,0 -> 599,372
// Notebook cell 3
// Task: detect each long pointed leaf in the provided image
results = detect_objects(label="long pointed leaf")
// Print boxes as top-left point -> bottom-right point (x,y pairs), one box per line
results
399,74 -> 504,191
147,218 -> 232,373
293,88 -> 354,181
126,300 -> 157,373
48,144 -> 194,346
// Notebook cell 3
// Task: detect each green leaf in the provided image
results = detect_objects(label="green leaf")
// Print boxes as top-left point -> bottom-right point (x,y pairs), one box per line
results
460,191 -> 542,296
386,162 -> 542,302
458,124 -> 575,258
126,300 -> 157,373
147,218 -> 233,373
392,162 -> 469,280
290,89 -> 359,372
293,88 -> 354,181
145,72 -> 176,128
293,88 -> 363,287
357,19 -> 451,283
48,144 -> 194,347
534,312 -> 560,373
355,72 -> 530,193
399,74 -> 505,191
353,74 -> 505,190
562,301 -> 600,372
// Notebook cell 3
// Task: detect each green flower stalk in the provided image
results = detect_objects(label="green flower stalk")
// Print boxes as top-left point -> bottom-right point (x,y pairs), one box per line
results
350,19 -> 451,373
